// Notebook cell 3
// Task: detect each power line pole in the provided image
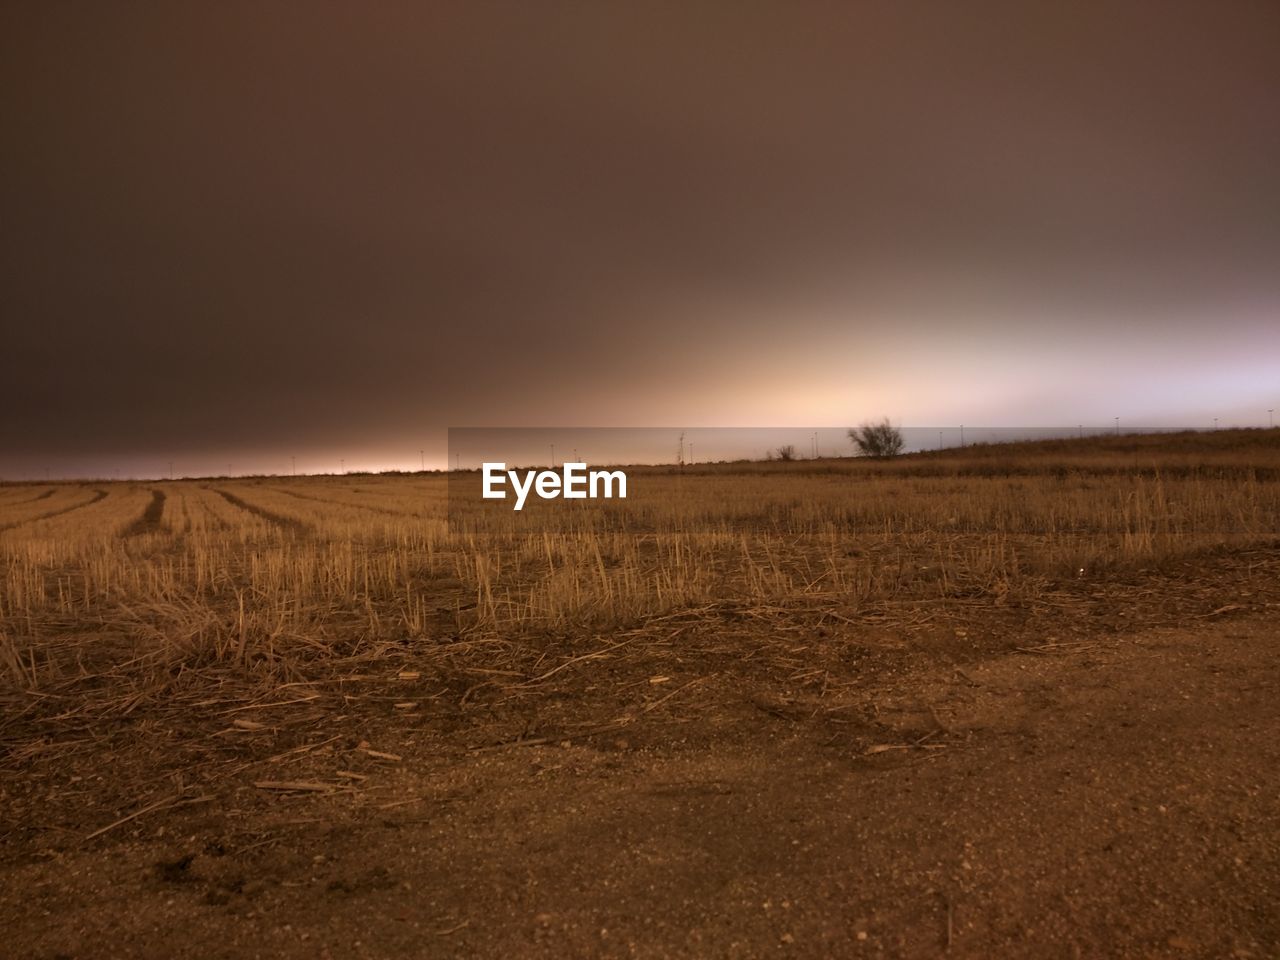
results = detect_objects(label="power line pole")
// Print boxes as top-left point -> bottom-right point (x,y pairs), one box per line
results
169,462 -> 174,480
1270,409 -> 1274,428
291,456 -> 296,476
420,450 -> 425,471
1114,417 -> 1119,436
1213,418 -> 1219,431
960,425 -> 965,447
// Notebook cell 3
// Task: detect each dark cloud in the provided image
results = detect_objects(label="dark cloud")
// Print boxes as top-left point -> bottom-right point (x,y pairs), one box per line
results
3,2 -> 1278,475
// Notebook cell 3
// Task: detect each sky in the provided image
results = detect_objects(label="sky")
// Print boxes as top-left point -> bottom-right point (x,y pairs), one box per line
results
2,2 -> 1278,478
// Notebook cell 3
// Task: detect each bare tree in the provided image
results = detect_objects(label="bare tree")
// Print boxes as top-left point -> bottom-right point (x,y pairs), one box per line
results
775,444 -> 797,461
847,419 -> 904,458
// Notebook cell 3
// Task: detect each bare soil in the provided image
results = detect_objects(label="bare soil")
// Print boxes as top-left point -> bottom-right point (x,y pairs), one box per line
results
3,558 -> 1279,958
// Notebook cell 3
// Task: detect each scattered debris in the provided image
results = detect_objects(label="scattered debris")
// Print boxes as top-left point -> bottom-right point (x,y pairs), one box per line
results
357,741 -> 403,762
253,780 -> 345,793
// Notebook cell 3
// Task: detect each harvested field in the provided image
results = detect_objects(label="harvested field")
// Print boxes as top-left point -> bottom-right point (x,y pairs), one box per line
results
2,431 -> 1279,958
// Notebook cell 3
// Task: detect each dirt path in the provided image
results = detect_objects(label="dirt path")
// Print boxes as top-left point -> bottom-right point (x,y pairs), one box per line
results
4,616 -> 1278,959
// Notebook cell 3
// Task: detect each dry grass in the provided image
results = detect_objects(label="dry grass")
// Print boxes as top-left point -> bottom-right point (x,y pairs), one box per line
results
0,430 -> 1277,723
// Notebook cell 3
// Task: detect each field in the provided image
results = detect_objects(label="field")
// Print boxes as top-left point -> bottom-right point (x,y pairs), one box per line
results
3,430 -> 1280,958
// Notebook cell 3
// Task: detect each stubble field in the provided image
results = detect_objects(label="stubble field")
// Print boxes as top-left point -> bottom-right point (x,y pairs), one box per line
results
2,430 -> 1279,958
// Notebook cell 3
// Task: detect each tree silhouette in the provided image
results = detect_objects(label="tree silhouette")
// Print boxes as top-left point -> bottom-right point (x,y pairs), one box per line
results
848,419 -> 904,458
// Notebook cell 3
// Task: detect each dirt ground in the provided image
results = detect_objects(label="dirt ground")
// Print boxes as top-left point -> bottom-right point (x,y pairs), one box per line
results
3,563 -> 1279,958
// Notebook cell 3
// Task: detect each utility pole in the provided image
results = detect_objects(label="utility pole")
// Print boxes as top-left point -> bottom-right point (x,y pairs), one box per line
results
291,456 -> 296,476
420,450 -> 425,471
340,459 -> 345,474
1114,417 -> 1119,436
939,431 -> 943,451
169,462 -> 174,480
1213,418 -> 1219,431
960,425 -> 965,447
1270,409 -> 1274,428
1079,425 -> 1083,439
455,453 -> 460,471
688,443 -> 693,464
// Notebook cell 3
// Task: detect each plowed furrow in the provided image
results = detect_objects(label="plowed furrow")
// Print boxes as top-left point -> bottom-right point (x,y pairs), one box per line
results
212,489 -> 307,533
0,489 -> 109,532
123,489 -> 166,537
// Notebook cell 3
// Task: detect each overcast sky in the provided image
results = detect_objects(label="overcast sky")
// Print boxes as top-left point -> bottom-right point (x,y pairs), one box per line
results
3,2 -> 1278,477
